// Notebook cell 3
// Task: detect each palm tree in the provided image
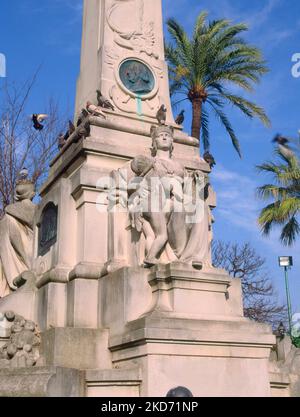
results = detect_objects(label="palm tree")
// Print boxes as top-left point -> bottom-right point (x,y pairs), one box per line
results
165,12 -> 270,156
257,146 -> 300,246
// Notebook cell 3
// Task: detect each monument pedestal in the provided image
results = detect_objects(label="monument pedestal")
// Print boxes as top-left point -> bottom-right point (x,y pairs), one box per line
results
98,263 -> 275,397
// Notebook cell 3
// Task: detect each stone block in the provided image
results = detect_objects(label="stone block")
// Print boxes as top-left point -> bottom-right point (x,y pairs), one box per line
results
37,282 -> 67,331
0,366 -> 85,397
85,368 -> 141,397
108,314 -> 275,397
99,267 -> 153,335
67,278 -> 99,328
41,327 -> 111,370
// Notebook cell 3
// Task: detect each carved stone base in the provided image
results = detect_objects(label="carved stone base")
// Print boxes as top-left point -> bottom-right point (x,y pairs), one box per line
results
108,314 -> 275,397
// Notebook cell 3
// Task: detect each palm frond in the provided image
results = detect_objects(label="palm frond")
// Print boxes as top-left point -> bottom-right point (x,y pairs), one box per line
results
256,185 -> 288,201
222,93 -> 270,126
165,13 -> 269,155
280,216 -> 300,246
208,100 -> 241,157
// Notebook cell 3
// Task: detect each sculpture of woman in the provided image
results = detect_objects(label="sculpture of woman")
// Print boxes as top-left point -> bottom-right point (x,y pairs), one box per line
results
127,125 -> 213,268
0,179 -> 36,298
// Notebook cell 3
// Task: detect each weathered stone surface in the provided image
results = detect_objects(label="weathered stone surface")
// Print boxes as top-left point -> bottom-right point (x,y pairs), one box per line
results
85,368 -> 142,398
0,367 -> 85,397
0,312 -> 41,369
0,182 -> 36,298
270,335 -> 300,397
40,327 -> 111,370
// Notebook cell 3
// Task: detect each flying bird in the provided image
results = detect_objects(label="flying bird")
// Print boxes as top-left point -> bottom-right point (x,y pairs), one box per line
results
203,151 -> 216,169
175,110 -> 185,125
273,134 -> 296,159
272,134 -> 289,146
156,105 -> 167,125
86,101 -> 106,119
19,167 -> 29,180
31,114 -> 48,131
96,90 -> 115,111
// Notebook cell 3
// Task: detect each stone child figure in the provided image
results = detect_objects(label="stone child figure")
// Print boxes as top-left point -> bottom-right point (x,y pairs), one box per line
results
0,179 -> 36,298
127,125 -> 213,268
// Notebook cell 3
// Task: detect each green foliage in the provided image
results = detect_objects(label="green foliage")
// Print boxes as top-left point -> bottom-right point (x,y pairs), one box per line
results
257,147 -> 300,245
292,336 -> 300,348
165,12 -> 270,154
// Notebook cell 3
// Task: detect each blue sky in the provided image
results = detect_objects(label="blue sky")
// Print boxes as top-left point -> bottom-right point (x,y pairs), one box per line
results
1,0 -> 300,314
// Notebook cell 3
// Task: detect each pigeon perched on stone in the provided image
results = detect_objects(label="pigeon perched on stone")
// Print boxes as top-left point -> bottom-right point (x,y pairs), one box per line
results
156,105 -> 167,125
19,167 -> 29,181
76,108 -> 89,127
58,133 -> 66,150
175,110 -> 185,125
31,114 -> 48,131
203,151 -> 216,169
68,120 -> 76,135
86,101 -> 106,119
272,134 -> 289,146
96,90 -> 115,111
62,121 -> 76,142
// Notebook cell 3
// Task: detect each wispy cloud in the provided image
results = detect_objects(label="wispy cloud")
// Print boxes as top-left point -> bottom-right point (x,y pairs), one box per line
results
246,0 -> 281,28
212,166 -> 260,233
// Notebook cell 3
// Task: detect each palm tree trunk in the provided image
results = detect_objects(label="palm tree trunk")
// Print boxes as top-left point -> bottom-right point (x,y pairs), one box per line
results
191,98 -> 202,141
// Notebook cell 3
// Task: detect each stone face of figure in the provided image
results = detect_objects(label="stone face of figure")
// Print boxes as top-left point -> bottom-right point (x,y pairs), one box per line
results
0,181 -> 36,298
127,125 -> 213,269
155,130 -> 173,152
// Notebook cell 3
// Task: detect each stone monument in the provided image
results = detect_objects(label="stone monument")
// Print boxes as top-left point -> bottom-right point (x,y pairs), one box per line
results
0,0 -> 299,397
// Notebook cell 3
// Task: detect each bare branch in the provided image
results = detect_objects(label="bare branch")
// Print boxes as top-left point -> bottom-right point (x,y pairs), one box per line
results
212,240 -> 287,328
0,76 -> 69,216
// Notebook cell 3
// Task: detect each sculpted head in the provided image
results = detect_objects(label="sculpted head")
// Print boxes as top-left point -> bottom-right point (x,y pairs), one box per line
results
15,181 -> 35,202
150,125 -> 174,157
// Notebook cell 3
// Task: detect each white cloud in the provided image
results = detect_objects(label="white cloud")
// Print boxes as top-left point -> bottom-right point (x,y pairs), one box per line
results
212,165 -> 260,232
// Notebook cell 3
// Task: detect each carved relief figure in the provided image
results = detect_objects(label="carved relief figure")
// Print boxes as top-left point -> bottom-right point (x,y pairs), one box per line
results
120,60 -> 154,95
0,179 -> 36,298
107,0 -> 157,59
119,125 -> 214,268
105,1 -> 163,116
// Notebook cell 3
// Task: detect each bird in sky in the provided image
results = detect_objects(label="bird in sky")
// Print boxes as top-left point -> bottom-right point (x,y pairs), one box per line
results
156,104 -> 167,125
272,134 -> 289,146
31,114 -> 48,131
175,110 -> 185,125
96,90 -> 115,111
272,134 -> 296,159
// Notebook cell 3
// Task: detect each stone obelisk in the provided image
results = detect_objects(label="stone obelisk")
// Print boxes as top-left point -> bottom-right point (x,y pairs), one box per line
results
75,0 -> 175,125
